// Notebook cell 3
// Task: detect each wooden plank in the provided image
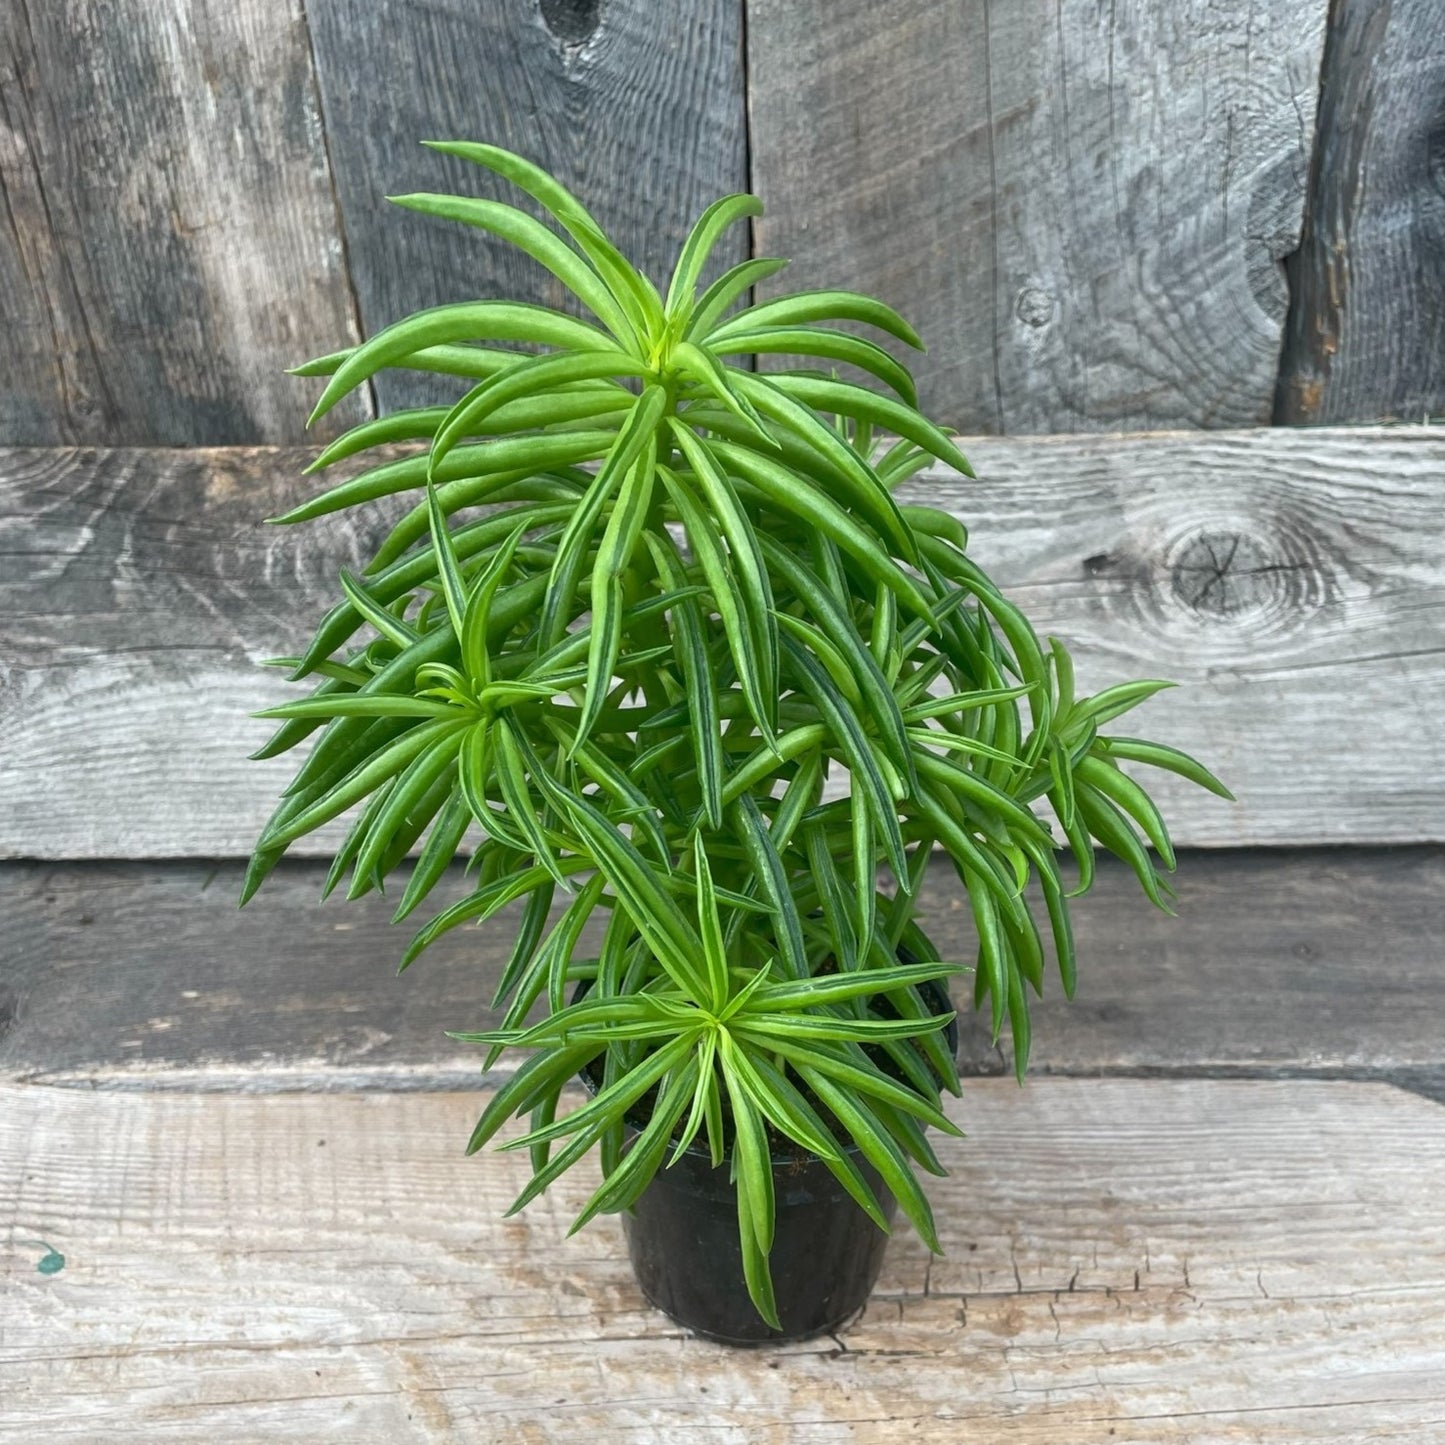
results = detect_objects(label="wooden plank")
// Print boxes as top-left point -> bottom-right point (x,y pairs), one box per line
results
746,0 -> 1328,433
0,1 -> 368,445
1276,0 -> 1445,424
0,446 -> 411,858
5,849 -> 1443,1091
2,428 -> 1442,856
907,426 -> 1445,847
302,0 -> 747,415
3,1078 -> 1443,1440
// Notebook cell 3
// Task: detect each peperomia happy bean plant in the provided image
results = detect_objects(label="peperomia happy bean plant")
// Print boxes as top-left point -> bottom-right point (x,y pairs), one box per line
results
244,144 -> 1230,1327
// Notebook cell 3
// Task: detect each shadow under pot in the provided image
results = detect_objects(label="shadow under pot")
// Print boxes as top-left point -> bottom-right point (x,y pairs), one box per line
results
581,978 -> 959,1346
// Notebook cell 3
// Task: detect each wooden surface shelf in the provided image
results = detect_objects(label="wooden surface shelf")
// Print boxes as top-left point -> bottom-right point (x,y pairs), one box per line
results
4,1077 -> 1444,1442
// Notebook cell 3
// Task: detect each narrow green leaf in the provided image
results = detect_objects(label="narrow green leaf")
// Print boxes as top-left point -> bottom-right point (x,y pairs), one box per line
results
1099,736 -> 1235,801
388,192 -> 636,341
351,732 -> 463,893
506,1032 -> 697,1151
543,386 -> 666,650
569,1060 -> 699,1232
713,326 -> 916,404
799,1071 -> 941,1254
693,835 -> 730,1012
1077,754 -> 1176,870
463,1042 -> 599,1156
459,522 -> 529,688
1068,679 -> 1177,732
730,369 -> 918,562
403,860 -> 582,972
266,718 -> 469,850
308,300 -> 617,424
644,528 -> 724,829
425,481 -> 472,641
575,395 -> 665,749
1074,781 -> 1175,912
722,1057 -> 775,1254
272,433 -> 609,527
530,774 -> 708,999
252,696 -> 454,722
306,408 -> 449,473
710,439 -> 935,622
665,193 -> 763,317
709,289 -> 924,350
458,718 -> 493,829
492,720 -> 570,889
685,256 -> 790,340
665,428 -> 779,733
732,794 -> 809,982
424,141 -> 664,344
782,634 -> 907,880
430,348 -> 644,472
393,788 -> 471,923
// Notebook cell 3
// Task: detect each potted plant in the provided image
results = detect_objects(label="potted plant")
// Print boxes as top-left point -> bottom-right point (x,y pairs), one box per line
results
243,143 -> 1230,1344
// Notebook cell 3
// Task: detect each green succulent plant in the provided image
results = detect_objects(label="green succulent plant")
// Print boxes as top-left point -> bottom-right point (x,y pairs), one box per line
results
244,143 -> 1231,1327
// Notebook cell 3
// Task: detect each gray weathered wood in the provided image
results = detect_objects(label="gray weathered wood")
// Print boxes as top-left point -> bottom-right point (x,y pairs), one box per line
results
0,446 -> 410,859
746,0 -> 1328,434
3,1077 -> 1444,1440
0,0 -> 367,445
4,849 -> 1442,1092
302,0 -> 748,416
906,426 -> 1445,847
2,427 -> 1442,856
1275,0 -> 1445,424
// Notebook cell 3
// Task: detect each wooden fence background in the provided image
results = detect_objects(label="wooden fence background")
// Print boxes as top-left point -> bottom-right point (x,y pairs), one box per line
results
7,12 -> 1445,1430
2,0 -> 1443,863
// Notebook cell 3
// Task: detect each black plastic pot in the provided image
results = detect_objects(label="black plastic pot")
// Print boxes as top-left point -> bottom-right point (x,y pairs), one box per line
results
601,976 -> 959,1345
622,1128 -> 898,1345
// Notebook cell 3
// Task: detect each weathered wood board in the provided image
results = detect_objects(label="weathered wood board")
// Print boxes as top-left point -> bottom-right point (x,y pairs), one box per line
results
907,425 -> 1445,847
746,0 -> 1328,434
0,445 -> 406,859
1276,0 -> 1445,425
0,0 -> 367,445
3,428 -> 1440,857
5,849 -> 1443,1096
302,0 -> 748,416
3,1077 -> 1443,1441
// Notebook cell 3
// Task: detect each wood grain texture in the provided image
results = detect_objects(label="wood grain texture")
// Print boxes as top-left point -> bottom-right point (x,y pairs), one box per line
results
906,426 -> 1445,846
4,849 -> 1443,1092
0,446 -> 407,859
746,0 -> 1327,434
0,0 -> 367,445
3,1077 -> 1444,1441
303,0 -> 747,415
3,427 -> 1442,856
1275,0 -> 1445,424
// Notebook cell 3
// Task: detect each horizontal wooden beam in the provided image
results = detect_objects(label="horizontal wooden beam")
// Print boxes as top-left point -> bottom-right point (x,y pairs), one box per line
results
907,425 -> 1445,846
5,850 -> 1442,1093
3,428 -> 1443,856
4,1076 -> 1443,1438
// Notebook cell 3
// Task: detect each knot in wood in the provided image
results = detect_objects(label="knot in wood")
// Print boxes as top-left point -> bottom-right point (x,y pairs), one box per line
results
1015,287 -> 1055,329
1168,527 -> 1323,623
540,0 -> 602,45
